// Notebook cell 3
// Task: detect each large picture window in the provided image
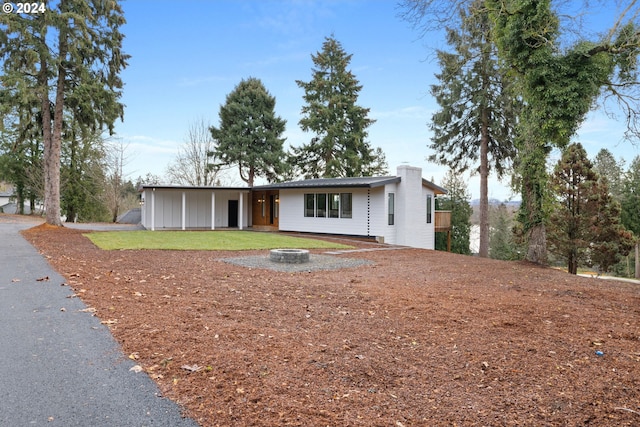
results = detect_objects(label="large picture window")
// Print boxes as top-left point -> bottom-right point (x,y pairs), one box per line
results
304,194 -> 315,217
340,193 -> 352,218
329,193 -> 340,218
316,193 -> 327,217
303,192 -> 353,219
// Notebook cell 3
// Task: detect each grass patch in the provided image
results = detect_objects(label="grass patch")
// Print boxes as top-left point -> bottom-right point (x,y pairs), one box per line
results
84,230 -> 354,251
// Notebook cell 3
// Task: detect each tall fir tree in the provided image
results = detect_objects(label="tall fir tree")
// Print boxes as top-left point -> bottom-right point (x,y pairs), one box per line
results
548,143 -> 633,274
0,0 -> 128,226
211,78 -> 287,187
429,0 -> 519,258
593,148 -> 624,201
489,203 -> 521,260
621,156 -> 640,278
292,36 -> 387,178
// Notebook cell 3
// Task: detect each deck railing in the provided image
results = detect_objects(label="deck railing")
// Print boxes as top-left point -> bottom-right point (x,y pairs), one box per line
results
434,210 -> 451,231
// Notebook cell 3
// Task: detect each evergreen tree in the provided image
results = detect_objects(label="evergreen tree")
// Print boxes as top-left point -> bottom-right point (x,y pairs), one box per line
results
435,170 -> 472,254
0,113 -> 43,214
593,148 -> 624,200
489,203 -> 521,260
0,0 -> 128,226
548,143 -> 633,274
590,178 -> 635,273
621,156 -> 640,278
293,36 -> 387,178
429,0 -> 519,258
211,78 -> 287,187
60,126 -> 109,222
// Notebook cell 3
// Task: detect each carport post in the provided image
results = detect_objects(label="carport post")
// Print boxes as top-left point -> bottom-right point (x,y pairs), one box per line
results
238,191 -> 244,230
181,191 -> 186,230
211,191 -> 215,230
150,188 -> 155,231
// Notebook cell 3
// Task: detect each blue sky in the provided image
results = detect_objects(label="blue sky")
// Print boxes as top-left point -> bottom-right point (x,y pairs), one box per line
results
114,0 -> 640,200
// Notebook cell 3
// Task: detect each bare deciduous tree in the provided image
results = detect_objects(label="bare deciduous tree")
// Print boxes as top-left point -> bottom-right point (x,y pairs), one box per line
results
167,118 -> 223,186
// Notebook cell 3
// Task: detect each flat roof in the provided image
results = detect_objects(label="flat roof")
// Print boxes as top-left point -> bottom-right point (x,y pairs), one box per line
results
139,185 -> 250,191
254,176 -> 401,190
139,177 -> 447,195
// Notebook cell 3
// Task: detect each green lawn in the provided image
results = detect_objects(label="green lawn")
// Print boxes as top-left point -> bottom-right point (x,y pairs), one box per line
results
84,230 -> 353,251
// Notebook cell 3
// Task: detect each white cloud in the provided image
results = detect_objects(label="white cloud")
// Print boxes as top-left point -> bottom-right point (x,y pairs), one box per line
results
371,105 -> 432,121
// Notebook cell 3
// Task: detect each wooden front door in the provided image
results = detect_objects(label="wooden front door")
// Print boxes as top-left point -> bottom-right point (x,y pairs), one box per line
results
251,190 -> 279,228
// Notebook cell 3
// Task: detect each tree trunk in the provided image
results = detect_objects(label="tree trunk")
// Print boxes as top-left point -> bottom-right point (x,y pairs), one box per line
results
478,109 -> 489,257
568,248 -> 578,275
526,223 -> 547,264
42,29 -> 68,226
635,239 -> 640,279
519,132 -> 548,264
40,55 -> 62,226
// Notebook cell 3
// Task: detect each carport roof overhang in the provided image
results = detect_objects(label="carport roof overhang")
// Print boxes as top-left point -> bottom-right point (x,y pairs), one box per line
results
139,185 -> 250,192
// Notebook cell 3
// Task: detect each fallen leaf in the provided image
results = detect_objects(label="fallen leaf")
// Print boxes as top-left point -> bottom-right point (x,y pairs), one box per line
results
129,352 -> 139,360
101,319 -> 118,325
11,278 -> 20,283
59,307 -> 66,312
129,365 -> 144,373
181,364 -> 202,372
36,276 -> 49,282
79,307 -> 96,313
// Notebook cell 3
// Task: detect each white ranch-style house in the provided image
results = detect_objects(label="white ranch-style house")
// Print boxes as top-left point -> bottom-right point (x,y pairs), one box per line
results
139,165 -> 450,250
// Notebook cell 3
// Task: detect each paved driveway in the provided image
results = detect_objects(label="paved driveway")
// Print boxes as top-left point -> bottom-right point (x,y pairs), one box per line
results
0,216 -> 198,426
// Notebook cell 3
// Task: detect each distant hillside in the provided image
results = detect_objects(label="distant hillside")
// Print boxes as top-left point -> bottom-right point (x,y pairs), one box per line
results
470,199 -> 520,225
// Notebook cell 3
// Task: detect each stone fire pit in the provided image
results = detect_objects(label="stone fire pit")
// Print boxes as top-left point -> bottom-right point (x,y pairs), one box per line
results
269,249 -> 310,264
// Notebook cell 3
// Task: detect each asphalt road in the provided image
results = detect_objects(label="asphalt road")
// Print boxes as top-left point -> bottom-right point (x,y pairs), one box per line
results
0,218 -> 199,427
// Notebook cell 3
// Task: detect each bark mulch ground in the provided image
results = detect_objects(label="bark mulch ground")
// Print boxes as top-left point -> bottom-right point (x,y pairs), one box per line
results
20,222 -> 640,426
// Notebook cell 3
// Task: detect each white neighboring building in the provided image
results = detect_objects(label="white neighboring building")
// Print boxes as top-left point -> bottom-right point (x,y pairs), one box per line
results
139,165 -> 448,250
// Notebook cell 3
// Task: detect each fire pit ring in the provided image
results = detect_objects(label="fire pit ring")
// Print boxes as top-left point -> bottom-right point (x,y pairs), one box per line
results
269,249 -> 310,264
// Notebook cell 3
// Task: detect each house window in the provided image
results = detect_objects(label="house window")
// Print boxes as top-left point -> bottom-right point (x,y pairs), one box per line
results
304,192 -> 353,218
274,195 -> 279,218
329,193 -> 340,218
260,194 -> 266,217
316,193 -> 327,217
340,193 -> 352,218
388,193 -> 395,225
304,194 -> 315,217
426,194 -> 432,223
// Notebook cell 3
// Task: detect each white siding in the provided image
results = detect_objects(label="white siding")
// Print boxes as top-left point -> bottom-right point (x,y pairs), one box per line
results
369,186 -> 392,244
279,188 -> 370,236
155,190 -> 182,229
186,191 -> 212,228
141,188 -> 249,230
421,186 -> 436,250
